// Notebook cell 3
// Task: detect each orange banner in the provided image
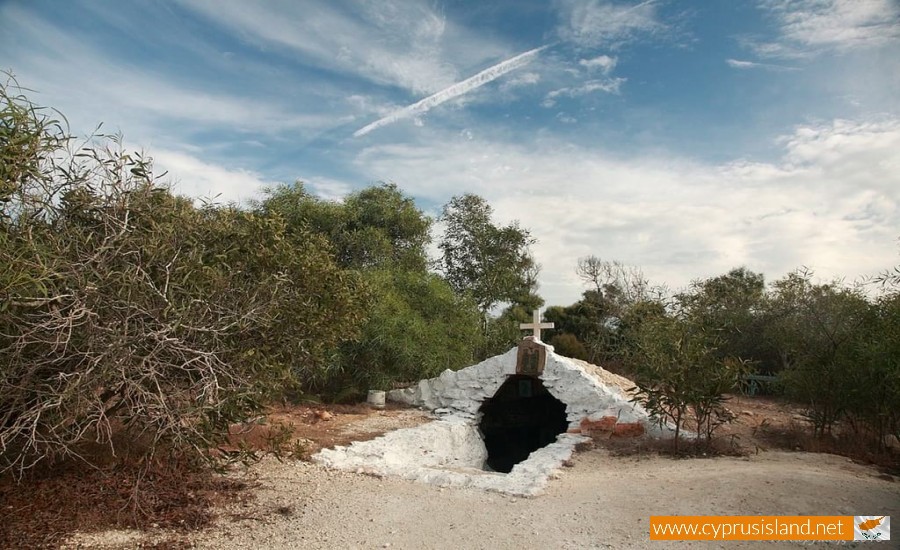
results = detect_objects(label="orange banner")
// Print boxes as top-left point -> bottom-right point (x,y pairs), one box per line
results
650,516 -> 854,541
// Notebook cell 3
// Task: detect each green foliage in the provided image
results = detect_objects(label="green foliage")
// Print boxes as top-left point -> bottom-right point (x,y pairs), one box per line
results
575,256 -> 653,314
342,183 -> 432,271
558,254 -> 900,451
548,333 -> 588,361
479,299 -> 543,359
259,181 -> 488,396
197,205 -> 368,392
615,299 -> 668,350
625,306 -> 749,449
0,80 -> 365,475
544,290 -> 609,361
0,77 -> 69,221
562,257 -> 665,364
257,182 -> 345,238
329,270 -> 482,399
874,265 -> 900,288
679,268 -> 773,374
851,292 -> 900,446
259,181 -> 431,271
554,263 -> 764,448
767,270 -> 880,436
438,194 -> 538,314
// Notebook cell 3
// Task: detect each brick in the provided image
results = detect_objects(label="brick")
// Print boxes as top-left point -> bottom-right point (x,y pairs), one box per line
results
612,422 -> 645,438
579,416 -> 618,436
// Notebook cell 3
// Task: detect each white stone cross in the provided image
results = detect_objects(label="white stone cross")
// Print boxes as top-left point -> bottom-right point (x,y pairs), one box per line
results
520,309 -> 554,341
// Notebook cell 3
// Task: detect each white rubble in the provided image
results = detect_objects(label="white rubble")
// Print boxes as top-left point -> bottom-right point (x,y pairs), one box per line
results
314,417 -> 588,497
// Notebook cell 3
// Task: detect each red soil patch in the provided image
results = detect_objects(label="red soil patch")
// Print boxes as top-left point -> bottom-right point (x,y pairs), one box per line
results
219,402 -> 431,459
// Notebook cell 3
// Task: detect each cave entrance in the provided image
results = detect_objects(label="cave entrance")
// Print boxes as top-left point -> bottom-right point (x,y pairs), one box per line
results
478,375 -> 569,473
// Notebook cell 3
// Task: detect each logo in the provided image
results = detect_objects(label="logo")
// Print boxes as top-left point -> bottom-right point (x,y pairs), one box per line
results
854,516 -> 890,541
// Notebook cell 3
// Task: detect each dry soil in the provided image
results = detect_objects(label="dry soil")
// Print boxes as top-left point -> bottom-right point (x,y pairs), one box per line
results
62,404 -> 899,550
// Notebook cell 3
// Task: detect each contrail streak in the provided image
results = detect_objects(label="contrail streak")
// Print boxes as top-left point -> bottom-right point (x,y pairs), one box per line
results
353,44 -> 549,137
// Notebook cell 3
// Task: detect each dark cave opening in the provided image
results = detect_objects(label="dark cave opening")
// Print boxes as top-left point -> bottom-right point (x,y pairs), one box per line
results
477,375 -> 569,473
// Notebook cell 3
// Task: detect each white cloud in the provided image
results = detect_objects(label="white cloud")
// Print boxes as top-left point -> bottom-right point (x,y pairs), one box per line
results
345,95 -> 401,119
1,5 -> 345,141
779,118 -> 900,188
303,177 -> 355,202
354,45 -> 549,137
354,117 -> 900,306
726,58 -> 799,71
499,71 -> 542,92
176,0 -> 508,96
153,149 -> 272,205
542,78 -> 626,107
579,55 -> 618,74
757,0 -> 900,56
556,0 -> 662,49
727,59 -> 761,69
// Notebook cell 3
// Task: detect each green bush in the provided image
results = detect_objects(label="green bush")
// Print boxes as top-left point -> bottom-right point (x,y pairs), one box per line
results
625,302 -> 749,450
0,80 -> 365,475
764,272 -> 873,436
549,333 -> 588,360
325,269 -> 481,400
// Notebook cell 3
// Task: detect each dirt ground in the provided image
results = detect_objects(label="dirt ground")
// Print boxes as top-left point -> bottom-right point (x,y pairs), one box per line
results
165,450 -> 896,550
54,396 -> 899,549
218,402 -> 435,458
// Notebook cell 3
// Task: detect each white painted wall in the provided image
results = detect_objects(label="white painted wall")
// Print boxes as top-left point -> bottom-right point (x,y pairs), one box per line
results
313,342 -> 673,496
388,340 -> 662,433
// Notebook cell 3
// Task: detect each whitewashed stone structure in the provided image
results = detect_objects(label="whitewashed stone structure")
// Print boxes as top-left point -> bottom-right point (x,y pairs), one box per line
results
314,340 -> 667,496
388,340 -> 658,433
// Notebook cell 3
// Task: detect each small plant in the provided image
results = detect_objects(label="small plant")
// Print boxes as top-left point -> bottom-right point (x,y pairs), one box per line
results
626,307 -> 749,451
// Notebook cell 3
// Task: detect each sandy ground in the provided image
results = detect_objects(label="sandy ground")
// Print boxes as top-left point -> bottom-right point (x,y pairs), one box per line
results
67,448 -> 899,549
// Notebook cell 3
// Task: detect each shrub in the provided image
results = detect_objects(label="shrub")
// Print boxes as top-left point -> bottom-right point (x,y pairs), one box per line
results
549,333 -> 589,360
327,269 -> 481,399
625,306 -> 749,450
0,79 -> 365,475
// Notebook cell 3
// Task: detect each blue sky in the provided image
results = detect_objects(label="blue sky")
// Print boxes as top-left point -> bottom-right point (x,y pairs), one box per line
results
3,0 -> 899,307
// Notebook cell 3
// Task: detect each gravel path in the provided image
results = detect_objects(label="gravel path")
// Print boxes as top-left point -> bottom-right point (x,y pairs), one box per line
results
158,450 -> 899,550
